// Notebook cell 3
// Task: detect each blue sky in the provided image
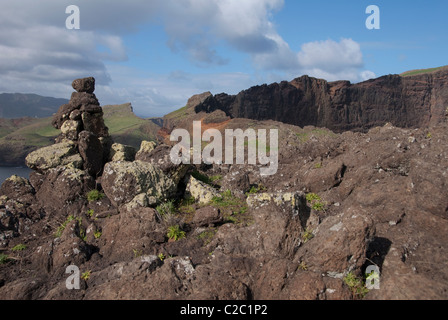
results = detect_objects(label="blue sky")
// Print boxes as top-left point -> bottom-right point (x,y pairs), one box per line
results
0,1 -> 447,117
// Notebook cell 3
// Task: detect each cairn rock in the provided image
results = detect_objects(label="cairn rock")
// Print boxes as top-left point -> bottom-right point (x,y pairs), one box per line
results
25,142 -> 83,173
78,131 -> 104,177
72,77 -> 95,94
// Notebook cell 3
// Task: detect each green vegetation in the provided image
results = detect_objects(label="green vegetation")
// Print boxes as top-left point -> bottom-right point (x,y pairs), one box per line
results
210,190 -> 251,226
94,230 -> 102,239
401,66 -> 446,77
55,215 -> 77,238
158,253 -> 166,261
301,228 -> 314,243
156,200 -> 177,217
11,244 -> 27,252
343,272 -> 370,299
133,249 -> 143,258
191,171 -> 222,186
246,184 -> 266,195
87,209 -> 95,217
87,190 -> 105,202
0,253 -> 9,264
81,270 -> 91,281
167,225 -> 186,241
306,193 -> 327,212
197,228 -> 217,245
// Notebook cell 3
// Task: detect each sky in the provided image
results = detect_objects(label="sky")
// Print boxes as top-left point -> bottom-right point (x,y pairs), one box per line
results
0,0 -> 447,118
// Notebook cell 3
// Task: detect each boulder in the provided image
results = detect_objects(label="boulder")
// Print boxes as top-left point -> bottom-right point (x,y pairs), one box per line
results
101,160 -> 177,207
35,165 -> 95,214
78,131 -> 104,177
72,77 -> 95,94
81,112 -> 109,138
25,142 -> 83,172
136,143 -> 190,184
193,206 -> 223,227
185,175 -> 221,205
109,143 -> 136,162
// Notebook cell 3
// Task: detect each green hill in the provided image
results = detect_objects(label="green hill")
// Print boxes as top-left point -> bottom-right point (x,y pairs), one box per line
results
400,65 -> 448,77
0,103 -> 161,166
0,93 -> 68,118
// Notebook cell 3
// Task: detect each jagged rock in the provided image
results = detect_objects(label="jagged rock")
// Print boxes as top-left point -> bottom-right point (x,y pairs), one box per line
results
295,208 -> 375,275
194,70 -> 448,133
72,77 -> 95,94
69,92 -> 100,109
0,175 -> 34,201
246,192 -> 305,217
193,206 -> 223,227
101,160 -> 177,207
35,165 -> 95,214
78,131 -> 104,177
25,142 -> 83,172
81,112 -> 109,138
135,140 -> 156,159
60,120 -> 82,141
185,175 -> 220,205
136,143 -> 190,184
109,143 -> 136,162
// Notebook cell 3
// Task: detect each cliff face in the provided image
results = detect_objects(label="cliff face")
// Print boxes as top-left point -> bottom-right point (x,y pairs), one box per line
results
194,68 -> 448,132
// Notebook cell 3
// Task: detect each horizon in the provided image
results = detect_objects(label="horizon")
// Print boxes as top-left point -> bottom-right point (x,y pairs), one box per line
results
0,1 -> 447,118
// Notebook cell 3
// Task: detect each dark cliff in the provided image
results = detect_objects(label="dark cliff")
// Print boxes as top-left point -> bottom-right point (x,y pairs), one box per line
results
194,67 -> 448,132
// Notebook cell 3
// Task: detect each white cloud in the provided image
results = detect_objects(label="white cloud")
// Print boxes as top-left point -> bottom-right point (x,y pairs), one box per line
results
0,0 -> 376,117
297,38 -> 375,82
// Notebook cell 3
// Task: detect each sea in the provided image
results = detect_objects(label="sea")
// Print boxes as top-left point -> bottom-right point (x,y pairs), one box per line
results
0,166 -> 32,185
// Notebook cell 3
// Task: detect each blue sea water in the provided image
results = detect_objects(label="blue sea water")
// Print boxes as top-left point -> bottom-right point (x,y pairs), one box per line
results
0,166 -> 32,184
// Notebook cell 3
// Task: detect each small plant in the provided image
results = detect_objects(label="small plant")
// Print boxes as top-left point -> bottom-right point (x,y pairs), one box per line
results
54,215 -> 76,238
81,270 -> 91,281
301,228 -> 314,243
306,193 -> 327,212
426,132 -> 432,139
298,261 -> 308,271
246,184 -> 267,195
167,225 -> 186,241
0,253 -> 9,264
133,249 -> 143,258
156,200 -> 177,217
344,272 -> 369,299
197,228 -> 217,245
11,244 -> 27,252
314,162 -> 323,169
94,230 -> 102,239
87,189 -> 105,202
87,209 -> 95,218
158,253 -> 165,261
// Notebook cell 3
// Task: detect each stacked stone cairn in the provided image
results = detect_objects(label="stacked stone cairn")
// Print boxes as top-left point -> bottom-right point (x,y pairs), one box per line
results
27,77 -> 111,178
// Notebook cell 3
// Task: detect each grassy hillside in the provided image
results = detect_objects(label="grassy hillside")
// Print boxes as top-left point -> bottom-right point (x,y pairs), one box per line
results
400,66 -> 448,77
0,103 -> 161,166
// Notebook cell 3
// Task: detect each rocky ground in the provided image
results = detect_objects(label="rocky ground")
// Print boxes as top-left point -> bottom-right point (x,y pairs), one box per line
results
0,78 -> 447,300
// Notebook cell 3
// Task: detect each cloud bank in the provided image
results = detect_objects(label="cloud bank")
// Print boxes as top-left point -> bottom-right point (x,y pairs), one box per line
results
0,0 -> 375,117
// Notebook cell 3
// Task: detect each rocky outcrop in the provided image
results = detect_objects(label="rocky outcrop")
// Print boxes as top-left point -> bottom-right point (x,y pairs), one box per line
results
192,68 -> 448,133
101,160 -> 177,207
1,76 -> 448,301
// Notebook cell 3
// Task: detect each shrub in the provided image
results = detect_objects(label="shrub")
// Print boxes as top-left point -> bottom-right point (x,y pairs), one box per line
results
87,189 -> 105,202
167,225 -> 186,241
11,244 -> 27,252
0,253 -> 9,264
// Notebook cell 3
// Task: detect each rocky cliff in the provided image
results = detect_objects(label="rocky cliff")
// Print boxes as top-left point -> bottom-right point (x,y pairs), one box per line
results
193,67 -> 448,133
